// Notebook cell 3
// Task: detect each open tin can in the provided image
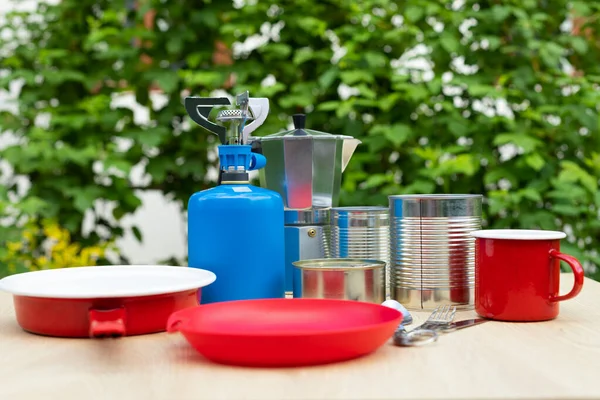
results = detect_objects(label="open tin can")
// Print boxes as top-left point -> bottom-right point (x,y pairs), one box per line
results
292,258 -> 385,303
389,194 -> 482,310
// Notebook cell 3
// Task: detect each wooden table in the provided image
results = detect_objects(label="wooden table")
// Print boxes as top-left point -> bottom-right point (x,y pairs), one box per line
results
1,273 -> 599,400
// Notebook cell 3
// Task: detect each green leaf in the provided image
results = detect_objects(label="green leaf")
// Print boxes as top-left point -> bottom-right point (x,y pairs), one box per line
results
261,43 -> 292,58
191,9 -> 219,28
557,161 -> 598,193
548,181 -> 588,200
296,16 -> 327,36
363,52 -> 387,68
378,93 -> 401,112
260,82 -> 286,97
552,204 -> 581,217
167,38 -> 183,54
146,158 -> 171,182
401,180 -> 436,194
356,84 -> 376,99
468,84 -> 497,97
440,33 -> 460,53
317,101 -> 341,111
484,168 -> 519,187
440,154 -> 478,176
293,47 -> 314,65
181,70 -> 225,86
112,206 -> 127,221
363,135 -> 387,153
525,153 -> 546,171
370,124 -> 412,147
493,133 -> 542,153
517,187 -> 542,202
151,71 -> 180,94
448,121 -> 468,137
539,42 -> 566,67
318,68 -> 338,90
570,37 -> 588,55
123,126 -> 170,148
72,186 -> 104,213
404,6 -> 423,22
279,93 -> 314,108
363,174 -> 391,189
132,226 -> 143,242
490,5 -> 512,22
571,1 -> 591,15
17,196 -> 49,215
105,158 -> 133,174
124,192 -> 142,209
484,36 -> 502,50
340,70 -> 374,85
519,210 -> 556,230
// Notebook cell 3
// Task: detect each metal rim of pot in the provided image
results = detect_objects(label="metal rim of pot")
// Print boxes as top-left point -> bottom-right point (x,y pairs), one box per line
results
292,258 -> 386,271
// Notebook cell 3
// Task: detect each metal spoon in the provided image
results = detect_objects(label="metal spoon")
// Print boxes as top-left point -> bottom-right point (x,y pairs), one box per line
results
381,300 -> 438,347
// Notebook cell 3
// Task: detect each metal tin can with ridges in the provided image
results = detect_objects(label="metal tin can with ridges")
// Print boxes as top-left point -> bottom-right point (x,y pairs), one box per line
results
330,207 -> 390,299
389,194 -> 483,310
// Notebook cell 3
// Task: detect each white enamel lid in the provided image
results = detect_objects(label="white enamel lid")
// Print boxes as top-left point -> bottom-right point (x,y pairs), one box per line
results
0,265 -> 216,299
470,229 -> 566,240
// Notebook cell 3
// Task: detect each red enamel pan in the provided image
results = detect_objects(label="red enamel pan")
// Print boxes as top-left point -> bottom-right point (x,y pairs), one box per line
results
167,298 -> 402,367
0,265 -> 216,338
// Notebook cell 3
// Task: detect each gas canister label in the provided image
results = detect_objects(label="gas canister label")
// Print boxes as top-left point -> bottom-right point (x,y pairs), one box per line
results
232,187 -> 252,193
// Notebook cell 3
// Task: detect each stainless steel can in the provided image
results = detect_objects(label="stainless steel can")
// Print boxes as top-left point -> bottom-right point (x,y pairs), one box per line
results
389,194 -> 483,310
330,207 -> 390,298
292,258 -> 385,303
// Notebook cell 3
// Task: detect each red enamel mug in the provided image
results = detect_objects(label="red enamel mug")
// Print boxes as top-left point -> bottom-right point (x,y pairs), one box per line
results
470,229 -> 584,321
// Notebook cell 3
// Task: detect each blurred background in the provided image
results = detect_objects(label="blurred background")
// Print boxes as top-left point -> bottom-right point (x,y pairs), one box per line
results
0,0 -> 598,280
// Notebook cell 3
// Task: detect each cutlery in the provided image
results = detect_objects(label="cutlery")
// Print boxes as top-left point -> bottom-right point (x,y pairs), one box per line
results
383,303 -> 488,347
414,304 -> 457,331
437,318 -> 488,332
382,300 -> 438,347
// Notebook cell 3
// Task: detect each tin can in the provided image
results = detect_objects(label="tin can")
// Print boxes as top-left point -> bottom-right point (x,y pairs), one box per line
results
389,194 -> 482,310
330,207 -> 390,298
292,258 -> 386,303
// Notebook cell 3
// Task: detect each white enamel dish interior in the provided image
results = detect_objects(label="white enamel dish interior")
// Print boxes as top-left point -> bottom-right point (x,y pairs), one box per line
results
0,265 -> 216,299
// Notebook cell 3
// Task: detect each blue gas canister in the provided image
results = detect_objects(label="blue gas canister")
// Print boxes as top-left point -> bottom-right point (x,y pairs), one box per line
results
184,92 -> 285,303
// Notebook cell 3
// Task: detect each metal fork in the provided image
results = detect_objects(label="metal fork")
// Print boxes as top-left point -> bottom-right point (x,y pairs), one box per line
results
411,305 -> 457,332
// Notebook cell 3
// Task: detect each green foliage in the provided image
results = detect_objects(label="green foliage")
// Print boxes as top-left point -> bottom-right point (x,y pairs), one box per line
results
0,0 -> 599,278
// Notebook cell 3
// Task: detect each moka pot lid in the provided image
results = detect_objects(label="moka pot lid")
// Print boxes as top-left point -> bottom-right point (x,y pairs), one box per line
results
256,114 -> 355,142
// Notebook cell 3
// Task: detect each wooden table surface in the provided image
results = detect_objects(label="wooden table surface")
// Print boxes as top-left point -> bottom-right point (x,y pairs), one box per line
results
1,273 -> 599,400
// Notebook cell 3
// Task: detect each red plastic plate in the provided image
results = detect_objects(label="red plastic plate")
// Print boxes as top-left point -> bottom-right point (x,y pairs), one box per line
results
167,298 -> 402,367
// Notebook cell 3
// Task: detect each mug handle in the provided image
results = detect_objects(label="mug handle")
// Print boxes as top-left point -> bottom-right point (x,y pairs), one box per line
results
549,249 -> 585,302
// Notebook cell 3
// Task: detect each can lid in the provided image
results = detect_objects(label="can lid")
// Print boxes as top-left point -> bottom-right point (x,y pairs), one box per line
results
292,258 -> 386,271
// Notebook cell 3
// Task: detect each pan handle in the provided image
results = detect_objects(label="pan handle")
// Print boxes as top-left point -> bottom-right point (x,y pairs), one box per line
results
89,307 -> 127,338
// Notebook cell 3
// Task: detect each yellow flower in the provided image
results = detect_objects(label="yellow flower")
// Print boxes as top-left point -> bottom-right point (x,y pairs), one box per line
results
43,222 -> 70,242
23,229 -> 35,242
1,219 -> 114,275
35,256 -> 49,269
6,241 -> 23,253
